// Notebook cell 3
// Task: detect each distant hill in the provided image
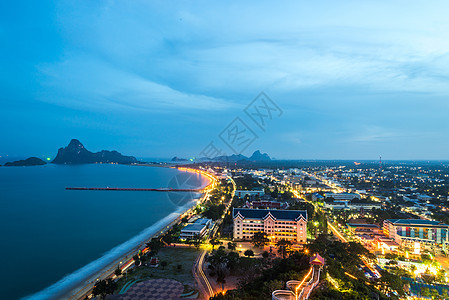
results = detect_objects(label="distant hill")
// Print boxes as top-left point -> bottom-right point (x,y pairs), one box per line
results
198,150 -> 271,163
249,150 -> 271,161
52,139 -> 138,164
171,156 -> 188,162
4,157 -> 47,167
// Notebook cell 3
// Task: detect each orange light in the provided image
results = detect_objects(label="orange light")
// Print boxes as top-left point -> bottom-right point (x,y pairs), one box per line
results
345,272 -> 357,280
298,267 -> 313,289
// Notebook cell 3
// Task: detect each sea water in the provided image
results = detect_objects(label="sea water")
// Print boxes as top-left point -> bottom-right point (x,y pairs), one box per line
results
0,164 -> 208,299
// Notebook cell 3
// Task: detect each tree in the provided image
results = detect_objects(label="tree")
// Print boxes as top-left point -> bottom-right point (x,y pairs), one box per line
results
226,251 -> 240,273
263,280 -> 284,297
421,287 -> 431,298
430,288 -> 440,299
146,238 -> 164,255
210,238 -> 222,250
208,249 -> 229,277
385,253 -> 398,260
92,279 -> 117,300
227,242 -> 237,251
389,260 -> 398,266
251,232 -> 269,248
276,239 -> 292,259
437,268 -> 446,283
379,270 -> 405,296
162,233 -> 173,245
189,234 -> 202,249
133,254 -> 141,267
203,204 -> 226,220
114,266 -> 122,277
217,273 -> 227,292
244,249 -> 255,258
161,260 -> 168,269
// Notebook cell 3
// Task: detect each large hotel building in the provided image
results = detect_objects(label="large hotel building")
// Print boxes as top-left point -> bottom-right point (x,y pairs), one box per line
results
233,208 -> 308,243
383,219 -> 449,250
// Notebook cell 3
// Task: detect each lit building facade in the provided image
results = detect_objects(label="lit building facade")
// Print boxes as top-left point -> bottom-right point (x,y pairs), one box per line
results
383,219 -> 449,250
233,208 -> 307,243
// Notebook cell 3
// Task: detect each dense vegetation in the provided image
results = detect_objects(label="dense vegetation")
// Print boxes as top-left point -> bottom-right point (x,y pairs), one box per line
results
210,233 -> 404,300
210,251 -> 310,300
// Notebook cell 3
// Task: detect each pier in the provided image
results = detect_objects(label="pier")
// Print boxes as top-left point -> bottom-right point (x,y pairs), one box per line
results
66,187 -> 203,192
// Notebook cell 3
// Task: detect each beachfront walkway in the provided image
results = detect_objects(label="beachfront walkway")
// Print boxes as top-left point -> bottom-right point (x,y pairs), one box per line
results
109,279 -> 184,300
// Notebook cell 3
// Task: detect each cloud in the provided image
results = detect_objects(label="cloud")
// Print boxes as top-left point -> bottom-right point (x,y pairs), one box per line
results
345,126 -> 407,143
3,0 -> 449,159
42,1 -> 449,101
36,54 -> 235,112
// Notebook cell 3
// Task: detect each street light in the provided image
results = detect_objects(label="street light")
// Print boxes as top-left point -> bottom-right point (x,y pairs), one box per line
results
295,285 -> 300,300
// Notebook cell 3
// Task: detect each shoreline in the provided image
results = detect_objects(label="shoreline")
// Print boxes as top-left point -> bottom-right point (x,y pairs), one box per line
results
24,166 -> 216,300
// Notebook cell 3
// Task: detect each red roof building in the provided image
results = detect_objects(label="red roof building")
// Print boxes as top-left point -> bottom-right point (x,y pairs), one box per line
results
309,253 -> 325,266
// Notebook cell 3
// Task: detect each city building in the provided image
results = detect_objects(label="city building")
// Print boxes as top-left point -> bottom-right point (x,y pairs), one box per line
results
376,238 -> 400,253
323,201 -> 381,211
324,192 -> 361,200
244,200 -> 289,210
347,223 -> 382,235
233,208 -> 307,243
312,193 -> 324,202
235,188 -> 265,198
383,219 -> 449,251
179,218 -> 212,240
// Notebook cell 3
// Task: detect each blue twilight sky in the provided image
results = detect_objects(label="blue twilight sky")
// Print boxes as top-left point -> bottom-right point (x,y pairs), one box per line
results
1,1 -> 449,160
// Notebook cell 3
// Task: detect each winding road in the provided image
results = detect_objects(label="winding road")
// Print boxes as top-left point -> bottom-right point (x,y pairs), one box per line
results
193,176 -> 236,299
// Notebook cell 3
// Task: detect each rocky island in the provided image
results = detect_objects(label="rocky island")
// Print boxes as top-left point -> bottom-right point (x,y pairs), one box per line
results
52,139 -> 138,164
3,157 -> 47,166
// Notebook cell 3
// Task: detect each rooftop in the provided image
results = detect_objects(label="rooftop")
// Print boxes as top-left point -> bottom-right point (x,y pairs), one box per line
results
181,223 -> 207,232
347,223 -> 380,228
386,219 -> 449,227
310,253 -> 325,266
194,218 -> 212,225
233,208 -> 307,221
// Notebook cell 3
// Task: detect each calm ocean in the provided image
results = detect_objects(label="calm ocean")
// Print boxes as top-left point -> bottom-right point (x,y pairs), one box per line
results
0,164 -> 208,299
